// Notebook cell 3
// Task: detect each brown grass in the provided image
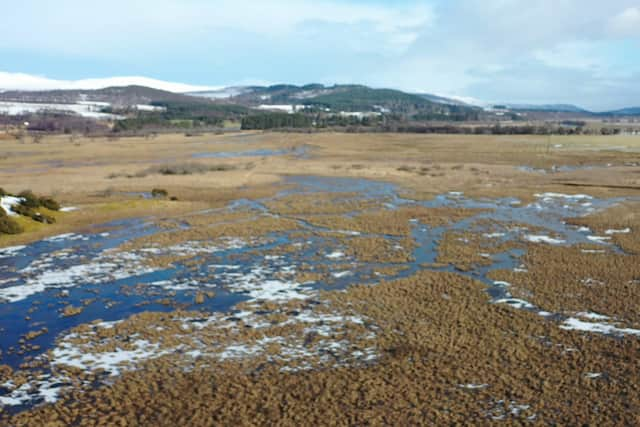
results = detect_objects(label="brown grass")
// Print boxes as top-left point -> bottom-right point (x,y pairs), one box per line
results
9,271 -> 640,425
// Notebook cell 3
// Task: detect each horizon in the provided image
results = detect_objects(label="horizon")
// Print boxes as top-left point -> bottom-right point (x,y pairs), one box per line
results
1,1 -> 639,110
0,72 -> 637,113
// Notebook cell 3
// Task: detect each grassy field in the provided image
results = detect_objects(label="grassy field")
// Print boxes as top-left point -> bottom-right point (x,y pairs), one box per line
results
2,131 -> 640,245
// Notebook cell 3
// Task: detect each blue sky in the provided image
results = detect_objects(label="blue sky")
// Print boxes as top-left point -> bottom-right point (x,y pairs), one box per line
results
1,0 -> 639,110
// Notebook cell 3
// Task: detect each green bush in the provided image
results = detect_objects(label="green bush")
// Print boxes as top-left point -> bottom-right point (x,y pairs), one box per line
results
151,188 -> 169,198
18,190 -> 40,208
0,216 -> 23,234
0,188 -> 7,197
0,193 -> 59,233
39,197 -> 60,211
12,204 -> 35,217
11,205 -> 55,223
241,113 -> 312,130
144,163 -> 236,176
32,213 -> 56,224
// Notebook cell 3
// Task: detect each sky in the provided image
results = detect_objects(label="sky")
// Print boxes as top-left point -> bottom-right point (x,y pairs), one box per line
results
1,0 -> 639,110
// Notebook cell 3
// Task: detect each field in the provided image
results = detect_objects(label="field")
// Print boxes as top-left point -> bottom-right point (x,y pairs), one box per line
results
1,131 -> 640,424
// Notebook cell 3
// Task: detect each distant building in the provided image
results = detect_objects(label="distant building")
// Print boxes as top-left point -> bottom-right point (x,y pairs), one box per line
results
483,105 -> 511,116
338,111 -> 381,119
256,105 -> 301,114
135,104 -> 166,112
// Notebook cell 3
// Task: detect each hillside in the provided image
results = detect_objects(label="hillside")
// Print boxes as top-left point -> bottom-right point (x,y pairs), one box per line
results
507,104 -> 589,113
0,85 -> 209,107
603,107 -> 640,116
190,84 -> 480,120
302,85 -> 428,111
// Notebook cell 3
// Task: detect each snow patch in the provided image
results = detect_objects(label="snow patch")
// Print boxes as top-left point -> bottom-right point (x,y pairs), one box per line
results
525,235 -> 565,245
326,251 -> 345,259
560,318 -> 640,336
534,193 -> 593,200
605,228 -> 631,235
495,298 -> 535,310
587,236 -> 611,243
43,233 -> 88,242
51,339 -> 168,376
0,245 -> 26,259
576,312 -> 610,321
483,232 -> 506,239
1,196 -> 23,216
332,271 -> 352,279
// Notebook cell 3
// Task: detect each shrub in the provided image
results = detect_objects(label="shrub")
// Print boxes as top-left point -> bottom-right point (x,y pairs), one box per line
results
0,188 -> 7,197
0,216 -> 23,234
32,213 -> 56,224
143,163 -> 236,176
397,165 -> 415,172
18,191 -> 40,208
39,196 -> 60,211
12,204 -> 35,217
11,205 -> 55,223
151,188 -> 168,198
208,164 -> 236,172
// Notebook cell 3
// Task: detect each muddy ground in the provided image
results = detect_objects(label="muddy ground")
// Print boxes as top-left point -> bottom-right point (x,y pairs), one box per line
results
1,131 -> 640,425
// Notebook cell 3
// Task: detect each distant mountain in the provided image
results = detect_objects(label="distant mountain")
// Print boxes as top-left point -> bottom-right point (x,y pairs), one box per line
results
302,85 -> 430,111
416,93 -> 476,107
602,107 -> 640,116
186,87 -> 255,100
0,85 -> 209,107
0,83 -> 484,120
492,103 -> 640,116
4,79 -> 636,122
189,84 -> 480,119
506,104 -> 589,113
0,71 -> 214,93
200,84 -> 334,105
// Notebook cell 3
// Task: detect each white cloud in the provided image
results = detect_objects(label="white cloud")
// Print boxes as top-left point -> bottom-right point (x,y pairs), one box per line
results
609,7 -> 640,36
0,0 -> 432,57
1,0 -> 639,109
0,72 -> 216,92
532,42 -> 606,71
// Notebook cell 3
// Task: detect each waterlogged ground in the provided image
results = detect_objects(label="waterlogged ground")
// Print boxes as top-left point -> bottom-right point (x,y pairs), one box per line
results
192,145 -> 310,159
2,175 -> 640,424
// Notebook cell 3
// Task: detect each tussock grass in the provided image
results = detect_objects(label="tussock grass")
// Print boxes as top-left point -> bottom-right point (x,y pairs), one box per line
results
0,207 -> 23,234
150,163 -> 236,175
109,163 -> 238,179
151,188 -> 169,198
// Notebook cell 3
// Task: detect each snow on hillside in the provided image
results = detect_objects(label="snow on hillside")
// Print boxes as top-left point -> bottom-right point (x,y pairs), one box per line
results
0,72 -> 216,93
0,101 -> 121,119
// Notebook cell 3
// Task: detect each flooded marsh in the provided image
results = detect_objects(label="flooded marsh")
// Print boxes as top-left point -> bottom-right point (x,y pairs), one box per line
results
1,132 -> 640,424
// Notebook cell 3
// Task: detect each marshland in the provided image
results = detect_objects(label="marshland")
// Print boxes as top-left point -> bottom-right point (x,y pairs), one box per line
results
1,131 -> 640,424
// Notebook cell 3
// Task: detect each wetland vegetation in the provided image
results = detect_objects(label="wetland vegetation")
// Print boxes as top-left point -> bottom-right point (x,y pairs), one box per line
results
1,131 -> 640,424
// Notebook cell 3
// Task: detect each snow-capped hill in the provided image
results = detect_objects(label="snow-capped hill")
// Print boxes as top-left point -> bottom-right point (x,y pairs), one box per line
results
0,71 -> 215,93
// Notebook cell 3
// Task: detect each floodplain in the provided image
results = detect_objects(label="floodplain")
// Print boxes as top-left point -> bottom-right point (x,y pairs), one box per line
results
1,131 -> 640,425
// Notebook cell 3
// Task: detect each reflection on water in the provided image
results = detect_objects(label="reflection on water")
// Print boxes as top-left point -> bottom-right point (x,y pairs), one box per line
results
193,145 -> 310,159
